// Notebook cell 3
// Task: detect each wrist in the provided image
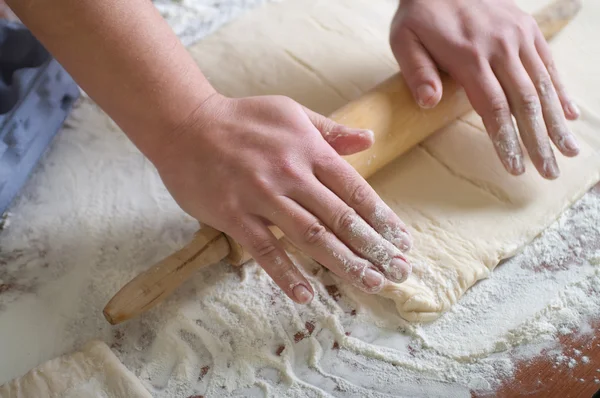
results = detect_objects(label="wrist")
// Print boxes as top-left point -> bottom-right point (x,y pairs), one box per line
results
143,88 -> 227,169
125,68 -> 219,165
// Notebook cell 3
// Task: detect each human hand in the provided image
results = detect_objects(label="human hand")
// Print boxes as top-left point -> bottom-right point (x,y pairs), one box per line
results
153,94 -> 413,304
390,0 -> 580,179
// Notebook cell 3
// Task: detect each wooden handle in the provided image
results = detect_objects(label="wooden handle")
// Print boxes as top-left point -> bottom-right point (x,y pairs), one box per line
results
536,0 -> 582,41
104,0 -> 581,325
103,226 -> 230,324
104,225 -> 284,324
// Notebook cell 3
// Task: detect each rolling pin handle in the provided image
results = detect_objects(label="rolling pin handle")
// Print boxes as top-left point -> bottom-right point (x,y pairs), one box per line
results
103,226 -> 231,325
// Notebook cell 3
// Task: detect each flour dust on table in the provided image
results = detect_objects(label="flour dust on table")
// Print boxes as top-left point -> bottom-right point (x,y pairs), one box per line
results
2,98 -> 599,397
153,0 -> 280,46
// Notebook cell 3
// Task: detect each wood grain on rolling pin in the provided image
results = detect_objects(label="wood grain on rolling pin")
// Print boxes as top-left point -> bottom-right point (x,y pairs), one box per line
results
103,0 -> 582,325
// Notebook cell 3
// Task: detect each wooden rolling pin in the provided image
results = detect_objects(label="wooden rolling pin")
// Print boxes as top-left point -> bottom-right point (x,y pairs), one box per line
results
104,0 -> 582,325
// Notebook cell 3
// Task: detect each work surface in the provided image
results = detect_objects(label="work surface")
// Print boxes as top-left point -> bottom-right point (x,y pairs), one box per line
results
1,0 -> 600,397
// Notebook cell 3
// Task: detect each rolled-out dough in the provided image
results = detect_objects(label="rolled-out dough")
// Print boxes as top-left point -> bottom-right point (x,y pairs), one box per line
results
0,340 -> 151,398
191,0 -> 600,321
188,0 -> 600,321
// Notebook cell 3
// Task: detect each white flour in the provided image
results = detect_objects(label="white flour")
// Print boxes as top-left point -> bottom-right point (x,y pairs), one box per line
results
1,1 -> 600,397
1,98 -> 599,397
153,0 -> 280,46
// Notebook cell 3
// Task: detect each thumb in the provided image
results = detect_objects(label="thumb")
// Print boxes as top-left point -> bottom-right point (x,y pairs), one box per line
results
303,106 -> 374,156
392,31 -> 442,109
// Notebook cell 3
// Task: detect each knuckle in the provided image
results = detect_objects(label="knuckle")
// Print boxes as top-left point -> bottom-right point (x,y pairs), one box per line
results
410,64 -> 436,82
544,59 -> 557,75
349,184 -> 371,208
216,196 -> 239,216
224,209 -> 243,225
338,257 -> 363,278
493,35 -> 513,56
488,98 -> 511,121
270,266 -> 296,285
547,121 -> 564,139
520,94 -> 541,117
459,43 -> 481,62
303,221 -> 327,246
316,154 -> 339,173
278,157 -> 301,179
521,14 -> 538,31
319,117 -> 338,136
536,76 -> 554,98
514,22 -> 530,38
250,173 -> 274,196
252,238 -> 278,259
272,95 -> 297,108
333,207 -> 358,232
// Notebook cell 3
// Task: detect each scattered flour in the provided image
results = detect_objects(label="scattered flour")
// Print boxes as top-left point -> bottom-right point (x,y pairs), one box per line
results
153,0 -> 281,46
1,1 -> 600,397
1,96 -> 600,397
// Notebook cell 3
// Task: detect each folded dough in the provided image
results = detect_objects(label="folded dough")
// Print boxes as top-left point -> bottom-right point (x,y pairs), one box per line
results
188,0 -> 600,321
0,340 -> 151,398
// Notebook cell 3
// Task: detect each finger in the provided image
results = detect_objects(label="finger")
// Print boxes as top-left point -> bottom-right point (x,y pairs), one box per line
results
314,151 -> 413,255
521,42 -> 580,157
492,56 -> 559,180
230,217 -> 314,304
455,62 -> 525,175
288,176 -> 410,282
264,196 -> 387,293
303,106 -> 374,155
323,127 -> 374,156
534,31 -> 579,120
391,30 -> 442,109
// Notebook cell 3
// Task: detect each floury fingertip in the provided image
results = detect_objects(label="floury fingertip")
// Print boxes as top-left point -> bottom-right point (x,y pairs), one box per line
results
566,100 -> 580,119
293,284 -> 313,304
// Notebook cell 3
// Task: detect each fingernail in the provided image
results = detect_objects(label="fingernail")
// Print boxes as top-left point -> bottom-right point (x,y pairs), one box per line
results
293,284 -> 313,304
385,228 -> 412,252
354,129 -> 375,146
389,257 -> 411,283
363,268 -> 385,289
543,161 -> 560,180
566,100 -> 580,119
416,84 -> 436,109
395,231 -> 413,253
562,134 -> 580,154
508,155 -> 525,175
359,129 -> 375,140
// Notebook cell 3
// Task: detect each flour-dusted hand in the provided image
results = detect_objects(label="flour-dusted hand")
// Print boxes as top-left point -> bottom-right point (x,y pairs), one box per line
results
154,94 -> 412,304
9,0 -> 413,305
390,0 -> 580,179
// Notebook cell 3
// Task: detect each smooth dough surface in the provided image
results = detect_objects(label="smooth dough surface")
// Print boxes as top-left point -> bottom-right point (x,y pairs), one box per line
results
0,340 -> 151,398
189,0 -> 600,321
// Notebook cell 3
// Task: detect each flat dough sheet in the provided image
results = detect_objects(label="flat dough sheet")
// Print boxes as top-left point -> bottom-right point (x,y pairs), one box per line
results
0,340 -> 151,398
190,0 -> 600,322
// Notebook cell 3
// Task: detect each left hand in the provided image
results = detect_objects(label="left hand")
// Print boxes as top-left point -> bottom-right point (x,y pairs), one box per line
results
390,0 -> 580,180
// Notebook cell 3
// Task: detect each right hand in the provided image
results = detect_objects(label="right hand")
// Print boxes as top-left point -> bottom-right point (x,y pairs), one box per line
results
390,0 -> 580,180
153,94 -> 413,304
